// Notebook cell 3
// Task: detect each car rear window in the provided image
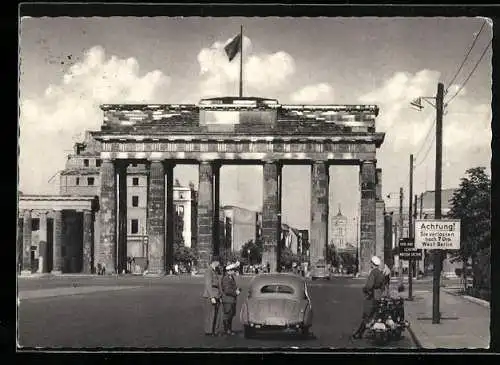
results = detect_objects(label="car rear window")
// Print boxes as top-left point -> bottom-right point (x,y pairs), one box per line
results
260,285 -> 295,294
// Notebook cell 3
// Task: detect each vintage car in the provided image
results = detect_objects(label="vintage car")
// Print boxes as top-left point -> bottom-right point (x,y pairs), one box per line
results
239,273 -> 313,338
310,262 -> 331,280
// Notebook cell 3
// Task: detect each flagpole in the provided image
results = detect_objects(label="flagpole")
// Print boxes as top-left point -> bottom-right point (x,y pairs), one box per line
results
239,25 -> 243,97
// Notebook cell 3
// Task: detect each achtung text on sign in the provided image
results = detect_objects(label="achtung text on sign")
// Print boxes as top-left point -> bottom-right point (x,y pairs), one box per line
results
414,220 -> 461,250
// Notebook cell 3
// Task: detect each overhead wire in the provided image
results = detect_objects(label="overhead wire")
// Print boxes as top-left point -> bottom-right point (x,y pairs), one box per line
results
445,20 -> 487,94
413,116 -> 436,164
414,131 -> 435,169
412,23 -> 491,171
445,38 -> 492,106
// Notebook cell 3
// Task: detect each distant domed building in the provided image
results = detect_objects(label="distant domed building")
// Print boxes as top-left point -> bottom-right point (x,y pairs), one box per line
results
330,205 -> 348,250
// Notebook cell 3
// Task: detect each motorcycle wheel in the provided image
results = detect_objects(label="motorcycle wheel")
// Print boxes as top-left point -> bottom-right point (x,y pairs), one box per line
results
373,331 -> 388,346
244,326 -> 255,339
392,328 -> 403,341
301,326 -> 310,338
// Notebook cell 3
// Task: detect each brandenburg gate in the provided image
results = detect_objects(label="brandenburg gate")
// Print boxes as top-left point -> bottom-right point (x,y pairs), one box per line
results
91,97 -> 385,275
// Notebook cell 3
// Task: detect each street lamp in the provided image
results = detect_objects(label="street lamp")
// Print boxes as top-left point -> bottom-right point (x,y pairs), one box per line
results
247,249 -> 251,266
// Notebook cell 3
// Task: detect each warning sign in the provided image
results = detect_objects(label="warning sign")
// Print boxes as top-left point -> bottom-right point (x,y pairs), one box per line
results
414,219 -> 461,250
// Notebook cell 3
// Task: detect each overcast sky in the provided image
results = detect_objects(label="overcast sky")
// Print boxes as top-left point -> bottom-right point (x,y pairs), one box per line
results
19,17 -> 492,234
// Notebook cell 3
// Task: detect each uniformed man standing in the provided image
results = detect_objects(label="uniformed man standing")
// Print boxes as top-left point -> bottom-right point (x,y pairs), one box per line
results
203,259 -> 222,336
352,256 -> 386,339
220,262 -> 241,335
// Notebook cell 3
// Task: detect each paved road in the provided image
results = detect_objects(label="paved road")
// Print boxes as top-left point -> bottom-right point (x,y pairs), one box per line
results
18,275 -> 417,349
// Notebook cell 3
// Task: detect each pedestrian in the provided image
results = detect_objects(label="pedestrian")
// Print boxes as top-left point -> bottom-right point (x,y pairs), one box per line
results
352,256 -> 386,339
202,258 -> 222,336
266,262 -> 270,273
220,262 -> 241,335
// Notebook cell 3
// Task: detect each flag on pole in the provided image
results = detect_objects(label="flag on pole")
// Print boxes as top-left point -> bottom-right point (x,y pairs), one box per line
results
224,33 -> 242,62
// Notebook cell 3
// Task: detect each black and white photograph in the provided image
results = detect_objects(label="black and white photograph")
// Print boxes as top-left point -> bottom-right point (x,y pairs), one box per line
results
17,9 -> 492,351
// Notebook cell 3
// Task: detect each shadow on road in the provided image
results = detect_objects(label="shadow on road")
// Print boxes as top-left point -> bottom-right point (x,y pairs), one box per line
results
243,332 -> 317,341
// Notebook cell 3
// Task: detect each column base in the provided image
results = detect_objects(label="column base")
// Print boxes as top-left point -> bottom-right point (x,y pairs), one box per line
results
143,270 -> 166,277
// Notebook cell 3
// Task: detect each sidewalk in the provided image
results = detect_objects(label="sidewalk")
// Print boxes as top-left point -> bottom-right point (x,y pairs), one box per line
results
402,286 -> 490,349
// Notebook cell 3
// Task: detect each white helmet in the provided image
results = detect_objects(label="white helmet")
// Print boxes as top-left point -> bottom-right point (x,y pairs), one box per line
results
370,256 -> 381,267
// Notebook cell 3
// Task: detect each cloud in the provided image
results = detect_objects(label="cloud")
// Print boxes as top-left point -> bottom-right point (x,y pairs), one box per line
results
290,83 -> 334,104
358,69 -> 491,200
19,46 -> 170,194
197,36 -> 296,98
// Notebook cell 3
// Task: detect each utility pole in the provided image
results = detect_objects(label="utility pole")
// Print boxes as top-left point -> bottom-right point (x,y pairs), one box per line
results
408,155 -> 414,300
399,187 -> 404,278
433,82 -> 445,324
414,194 -> 419,278
419,191 -> 425,275
399,187 -> 404,240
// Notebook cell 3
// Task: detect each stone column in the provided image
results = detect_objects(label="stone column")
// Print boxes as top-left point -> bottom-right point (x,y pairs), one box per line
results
310,161 -> 329,265
360,160 -> 377,275
165,162 -> 175,274
52,209 -> 63,274
147,160 -> 166,275
384,212 -> 394,269
117,162 -> 128,274
82,210 -> 94,274
212,163 -> 221,261
197,161 -> 214,272
17,216 -> 23,273
39,211 -> 48,273
375,168 -> 385,263
21,210 -> 32,275
262,161 -> 281,273
99,159 -> 117,274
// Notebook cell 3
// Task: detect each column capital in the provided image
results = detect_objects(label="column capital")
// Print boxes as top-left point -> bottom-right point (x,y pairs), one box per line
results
311,159 -> 328,165
148,158 -> 164,164
360,159 -> 377,165
23,209 -> 32,217
262,159 -> 281,165
198,159 -> 219,165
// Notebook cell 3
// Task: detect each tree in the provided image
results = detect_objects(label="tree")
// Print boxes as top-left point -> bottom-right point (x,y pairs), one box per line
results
448,167 -> 491,299
174,246 -> 196,265
173,210 -> 189,265
280,247 -> 301,270
240,239 -> 262,265
448,167 -> 491,262
325,243 -> 340,267
338,251 -> 357,270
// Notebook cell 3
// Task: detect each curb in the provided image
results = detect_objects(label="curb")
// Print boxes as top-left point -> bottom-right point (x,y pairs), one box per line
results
462,295 -> 490,309
407,324 -> 423,349
442,289 -> 490,309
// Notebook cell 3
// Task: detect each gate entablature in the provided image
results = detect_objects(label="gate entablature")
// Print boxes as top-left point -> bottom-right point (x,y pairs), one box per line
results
94,98 -> 383,162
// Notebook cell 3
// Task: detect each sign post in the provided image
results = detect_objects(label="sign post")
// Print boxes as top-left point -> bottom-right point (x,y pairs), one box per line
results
398,237 -> 422,301
414,219 -> 460,323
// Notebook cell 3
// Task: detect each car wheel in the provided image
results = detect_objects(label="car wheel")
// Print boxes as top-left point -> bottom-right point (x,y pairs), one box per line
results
244,325 -> 255,339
